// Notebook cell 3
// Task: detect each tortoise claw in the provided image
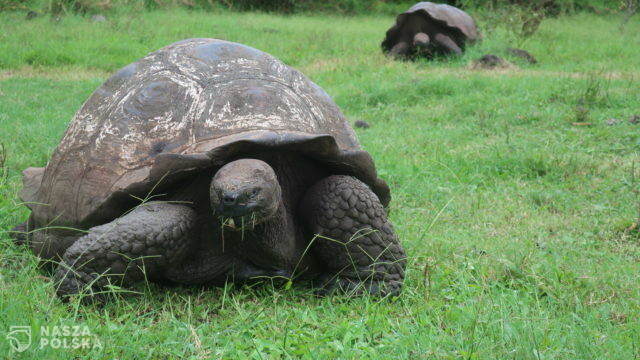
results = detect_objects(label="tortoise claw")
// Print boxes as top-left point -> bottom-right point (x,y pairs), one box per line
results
315,273 -> 402,298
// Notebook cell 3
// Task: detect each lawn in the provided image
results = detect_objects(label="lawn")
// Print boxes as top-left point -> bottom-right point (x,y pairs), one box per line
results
1,8 -> 639,359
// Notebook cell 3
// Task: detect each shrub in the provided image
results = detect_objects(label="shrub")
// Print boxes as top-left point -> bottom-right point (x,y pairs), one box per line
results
0,0 -> 30,11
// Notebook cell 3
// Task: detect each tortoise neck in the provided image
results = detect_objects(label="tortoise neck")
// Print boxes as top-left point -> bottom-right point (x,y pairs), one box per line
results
228,199 -> 296,270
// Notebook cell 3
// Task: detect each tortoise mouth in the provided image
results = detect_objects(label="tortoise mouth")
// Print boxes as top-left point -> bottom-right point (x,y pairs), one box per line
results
220,213 -> 260,231
217,201 -> 279,231
218,202 -> 259,217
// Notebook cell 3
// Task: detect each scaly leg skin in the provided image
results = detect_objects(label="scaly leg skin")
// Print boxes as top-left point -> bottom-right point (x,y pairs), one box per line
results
433,33 -> 462,55
301,175 -> 406,297
388,41 -> 410,58
54,202 -> 197,303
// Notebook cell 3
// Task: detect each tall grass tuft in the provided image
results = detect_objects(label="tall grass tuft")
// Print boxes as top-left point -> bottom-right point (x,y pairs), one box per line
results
573,72 -> 610,123
0,144 -> 7,186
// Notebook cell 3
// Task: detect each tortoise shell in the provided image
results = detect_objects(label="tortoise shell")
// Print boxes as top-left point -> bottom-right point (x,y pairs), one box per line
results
21,38 -> 390,230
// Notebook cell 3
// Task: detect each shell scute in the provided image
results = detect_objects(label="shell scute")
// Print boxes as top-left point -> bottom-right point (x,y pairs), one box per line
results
22,38 -> 390,229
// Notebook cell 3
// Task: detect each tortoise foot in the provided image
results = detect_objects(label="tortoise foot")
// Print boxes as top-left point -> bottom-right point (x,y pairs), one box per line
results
54,266 -> 108,304
53,202 -> 198,302
302,175 -> 406,297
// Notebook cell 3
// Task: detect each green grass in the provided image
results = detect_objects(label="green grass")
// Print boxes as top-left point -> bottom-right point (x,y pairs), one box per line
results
1,8 -> 640,359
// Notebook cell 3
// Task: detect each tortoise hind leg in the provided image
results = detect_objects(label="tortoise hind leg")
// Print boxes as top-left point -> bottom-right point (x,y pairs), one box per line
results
55,202 -> 198,303
301,175 -> 406,297
31,229 -> 83,264
9,218 -> 80,272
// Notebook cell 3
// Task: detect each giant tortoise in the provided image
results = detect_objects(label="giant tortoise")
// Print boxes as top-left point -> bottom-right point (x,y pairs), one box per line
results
11,38 -> 406,302
382,2 -> 480,59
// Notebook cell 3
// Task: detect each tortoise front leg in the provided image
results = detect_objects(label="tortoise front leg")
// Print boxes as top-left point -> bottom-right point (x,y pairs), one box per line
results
388,41 -> 410,58
301,175 -> 406,297
433,33 -> 462,55
54,202 -> 198,302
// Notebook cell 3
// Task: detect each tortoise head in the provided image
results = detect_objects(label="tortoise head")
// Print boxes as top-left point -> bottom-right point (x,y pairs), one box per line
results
210,159 -> 281,230
413,32 -> 430,48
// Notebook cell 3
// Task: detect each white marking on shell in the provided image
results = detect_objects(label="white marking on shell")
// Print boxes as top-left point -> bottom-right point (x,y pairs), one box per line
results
90,70 -> 202,167
222,114 -> 290,129
39,39 -> 365,227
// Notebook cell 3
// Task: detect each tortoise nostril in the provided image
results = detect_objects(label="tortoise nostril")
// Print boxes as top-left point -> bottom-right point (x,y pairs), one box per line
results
222,193 -> 237,205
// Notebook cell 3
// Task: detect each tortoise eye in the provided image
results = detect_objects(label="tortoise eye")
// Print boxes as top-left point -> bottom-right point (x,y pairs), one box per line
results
249,188 -> 260,198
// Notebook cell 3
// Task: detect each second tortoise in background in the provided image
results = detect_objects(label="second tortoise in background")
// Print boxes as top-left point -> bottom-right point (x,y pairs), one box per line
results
382,2 -> 480,59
